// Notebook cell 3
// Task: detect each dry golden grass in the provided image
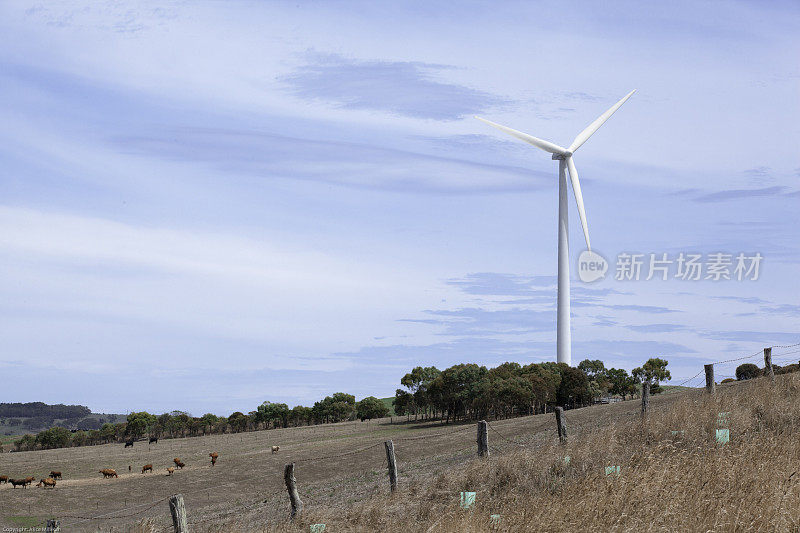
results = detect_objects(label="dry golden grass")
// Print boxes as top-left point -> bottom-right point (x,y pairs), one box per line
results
4,376 -> 797,532
231,375 -> 800,533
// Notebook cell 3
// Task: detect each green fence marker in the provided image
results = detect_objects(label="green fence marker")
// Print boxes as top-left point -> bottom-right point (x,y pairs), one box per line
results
605,465 -> 621,476
460,491 -> 476,509
490,514 -> 501,525
564,455 -> 571,464
715,428 -> 730,445
717,412 -> 730,426
670,430 -> 684,437
310,525 -> 326,533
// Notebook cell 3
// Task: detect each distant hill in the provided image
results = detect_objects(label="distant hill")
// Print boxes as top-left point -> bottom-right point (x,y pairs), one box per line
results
380,397 -> 396,416
0,402 -> 125,436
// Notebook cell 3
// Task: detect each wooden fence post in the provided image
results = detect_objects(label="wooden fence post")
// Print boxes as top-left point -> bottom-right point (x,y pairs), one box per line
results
284,463 -> 303,518
384,440 -> 398,492
704,364 -> 715,393
641,382 -> 650,417
555,407 -> 567,444
477,420 -> 489,457
45,519 -> 59,532
764,347 -> 774,382
169,494 -> 188,533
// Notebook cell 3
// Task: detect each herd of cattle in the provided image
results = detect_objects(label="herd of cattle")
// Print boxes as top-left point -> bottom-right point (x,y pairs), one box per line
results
1,438 -> 282,490
0,471 -> 61,488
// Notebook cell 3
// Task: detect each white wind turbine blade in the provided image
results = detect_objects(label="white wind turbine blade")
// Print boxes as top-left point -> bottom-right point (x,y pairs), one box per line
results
475,116 -> 568,155
566,156 -> 590,251
568,89 -> 636,153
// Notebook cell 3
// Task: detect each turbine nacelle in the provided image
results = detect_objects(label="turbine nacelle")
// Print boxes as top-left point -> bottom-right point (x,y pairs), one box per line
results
551,152 -> 573,160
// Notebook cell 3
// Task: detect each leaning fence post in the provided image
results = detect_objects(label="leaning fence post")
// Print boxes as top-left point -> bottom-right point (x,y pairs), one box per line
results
169,494 -> 188,533
284,463 -> 303,518
555,407 -> 567,444
45,519 -> 60,533
764,347 -> 774,382
384,440 -> 398,492
704,364 -> 715,394
477,420 -> 489,457
641,382 -> 650,417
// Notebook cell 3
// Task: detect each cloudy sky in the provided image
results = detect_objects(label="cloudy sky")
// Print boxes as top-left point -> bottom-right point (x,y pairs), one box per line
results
0,1 -> 798,415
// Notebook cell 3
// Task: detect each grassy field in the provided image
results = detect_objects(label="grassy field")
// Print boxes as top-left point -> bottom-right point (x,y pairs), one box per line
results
2,378 -> 796,532
0,392 -> 683,531
265,377 -> 800,533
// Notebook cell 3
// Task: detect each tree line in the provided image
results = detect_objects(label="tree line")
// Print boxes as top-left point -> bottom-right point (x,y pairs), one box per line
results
0,402 -> 91,419
391,358 -> 671,422
14,356 -> 792,453
8,358 -> 669,451
10,393 -> 390,452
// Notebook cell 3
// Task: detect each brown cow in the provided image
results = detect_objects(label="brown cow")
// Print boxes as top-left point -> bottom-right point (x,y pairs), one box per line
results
173,458 -> 181,466
209,452 -> 218,466
49,471 -> 62,480
37,478 -> 56,488
175,460 -> 185,469
271,445 -> 280,454
10,479 -> 31,488
0,475 -> 8,484
166,467 -> 175,476
99,469 -> 118,478
24,476 -> 35,484
142,464 -> 153,474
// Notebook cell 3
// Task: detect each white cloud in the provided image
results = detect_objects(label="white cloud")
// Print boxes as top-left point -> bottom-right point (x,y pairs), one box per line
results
0,206 -> 444,358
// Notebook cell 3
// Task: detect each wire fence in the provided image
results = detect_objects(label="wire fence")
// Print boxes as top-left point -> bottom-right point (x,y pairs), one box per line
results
486,421 -> 528,448
58,496 -> 171,529
670,344 -> 799,387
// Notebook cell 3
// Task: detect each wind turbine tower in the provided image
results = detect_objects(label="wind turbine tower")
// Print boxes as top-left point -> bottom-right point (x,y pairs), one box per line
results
476,90 -> 636,366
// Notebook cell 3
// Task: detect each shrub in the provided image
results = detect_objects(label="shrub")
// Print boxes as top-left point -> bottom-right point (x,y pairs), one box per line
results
736,363 -> 760,381
36,426 -> 72,449
356,396 -> 389,421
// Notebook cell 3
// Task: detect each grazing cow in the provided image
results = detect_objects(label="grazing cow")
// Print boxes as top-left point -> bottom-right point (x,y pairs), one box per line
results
173,457 -> 181,466
10,479 -> 31,488
37,478 -> 56,488
271,446 -> 280,454
142,464 -> 153,474
99,469 -> 118,478
175,461 -> 185,469
49,471 -> 62,480
124,439 -> 134,448
166,467 -> 175,476
149,436 -> 158,444
0,475 -> 8,484
209,452 -> 218,466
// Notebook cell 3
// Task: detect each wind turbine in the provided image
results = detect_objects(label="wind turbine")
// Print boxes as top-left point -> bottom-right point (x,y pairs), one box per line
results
476,90 -> 636,366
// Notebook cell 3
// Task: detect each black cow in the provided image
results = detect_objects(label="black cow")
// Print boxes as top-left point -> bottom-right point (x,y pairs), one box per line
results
149,436 -> 158,444
124,439 -> 134,448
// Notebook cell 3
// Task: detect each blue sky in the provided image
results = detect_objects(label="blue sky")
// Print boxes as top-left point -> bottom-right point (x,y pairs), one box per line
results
0,1 -> 798,414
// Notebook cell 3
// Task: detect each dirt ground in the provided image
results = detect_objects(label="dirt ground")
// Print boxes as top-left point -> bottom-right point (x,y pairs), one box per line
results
0,392 -> 684,531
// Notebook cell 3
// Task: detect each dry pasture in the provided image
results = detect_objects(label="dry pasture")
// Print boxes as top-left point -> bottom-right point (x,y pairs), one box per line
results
0,392 -> 684,531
